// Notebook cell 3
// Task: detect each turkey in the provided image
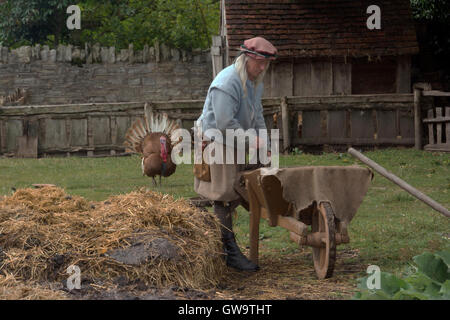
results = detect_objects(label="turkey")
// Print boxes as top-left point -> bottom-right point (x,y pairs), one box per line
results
124,103 -> 180,186
0,88 -> 29,106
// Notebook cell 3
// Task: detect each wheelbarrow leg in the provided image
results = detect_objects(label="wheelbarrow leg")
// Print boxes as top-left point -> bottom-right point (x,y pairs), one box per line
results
247,183 -> 261,265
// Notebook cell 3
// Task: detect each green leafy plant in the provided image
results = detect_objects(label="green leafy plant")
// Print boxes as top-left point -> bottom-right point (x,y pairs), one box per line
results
353,250 -> 450,300
291,147 -> 303,156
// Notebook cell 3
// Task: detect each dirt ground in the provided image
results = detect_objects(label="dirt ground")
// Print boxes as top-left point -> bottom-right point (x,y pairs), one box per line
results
56,248 -> 363,300
213,248 -> 363,300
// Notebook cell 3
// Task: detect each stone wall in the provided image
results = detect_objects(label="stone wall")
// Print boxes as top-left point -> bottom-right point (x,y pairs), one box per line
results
0,43 -> 213,105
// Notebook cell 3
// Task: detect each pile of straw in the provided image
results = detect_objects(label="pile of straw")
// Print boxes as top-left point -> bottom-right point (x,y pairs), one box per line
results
0,187 -> 225,295
0,273 -> 68,300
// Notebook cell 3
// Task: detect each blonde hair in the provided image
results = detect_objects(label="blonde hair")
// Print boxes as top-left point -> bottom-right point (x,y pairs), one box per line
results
234,54 -> 270,97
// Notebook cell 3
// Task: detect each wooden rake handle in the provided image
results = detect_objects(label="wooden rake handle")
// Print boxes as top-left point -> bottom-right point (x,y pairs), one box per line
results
348,148 -> 450,218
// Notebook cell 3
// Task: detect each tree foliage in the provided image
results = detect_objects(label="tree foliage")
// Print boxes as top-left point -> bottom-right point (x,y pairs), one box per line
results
410,0 -> 450,22
410,0 -> 450,84
0,0 -> 74,47
0,0 -> 220,50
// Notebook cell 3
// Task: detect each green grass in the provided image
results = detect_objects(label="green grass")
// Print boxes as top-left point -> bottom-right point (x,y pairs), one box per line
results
1,148 -> 449,278
0,155 -> 198,200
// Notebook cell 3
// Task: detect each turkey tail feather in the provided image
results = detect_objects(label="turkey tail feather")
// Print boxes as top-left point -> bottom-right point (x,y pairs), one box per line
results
124,103 -> 181,153
135,119 -> 147,138
143,106 -> 180,143
144,103 -> 152,132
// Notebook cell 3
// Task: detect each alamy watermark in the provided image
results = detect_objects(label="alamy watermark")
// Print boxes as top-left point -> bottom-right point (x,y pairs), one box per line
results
65,4 -> 380,32
366,265 -> 381,289
66,5 -> 81,30
170,127 -> 280,169
367,5 -> 381,30
66,264 -> 81,290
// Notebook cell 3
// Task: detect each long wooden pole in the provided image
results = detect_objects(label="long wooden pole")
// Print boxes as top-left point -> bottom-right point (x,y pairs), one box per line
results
348,148 -> 450,218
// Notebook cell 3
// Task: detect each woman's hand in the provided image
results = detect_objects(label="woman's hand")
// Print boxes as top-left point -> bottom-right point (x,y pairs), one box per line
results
253,136 -> 266,149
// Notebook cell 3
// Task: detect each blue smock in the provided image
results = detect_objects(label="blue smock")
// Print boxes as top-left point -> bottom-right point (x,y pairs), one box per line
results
196,64 -> 267,146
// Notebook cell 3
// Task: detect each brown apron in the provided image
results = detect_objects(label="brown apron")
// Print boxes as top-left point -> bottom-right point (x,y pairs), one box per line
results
194,142 -> 245,202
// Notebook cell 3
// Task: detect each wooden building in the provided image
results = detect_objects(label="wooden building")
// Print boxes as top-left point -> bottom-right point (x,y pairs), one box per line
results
213,0 -> 420,97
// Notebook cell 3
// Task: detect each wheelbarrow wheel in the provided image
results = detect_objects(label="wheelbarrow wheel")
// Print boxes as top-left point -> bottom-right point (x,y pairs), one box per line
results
311,201 -> 336,279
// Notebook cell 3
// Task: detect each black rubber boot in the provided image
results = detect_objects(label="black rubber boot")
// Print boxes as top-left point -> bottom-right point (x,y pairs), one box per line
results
214,201 -> 259,272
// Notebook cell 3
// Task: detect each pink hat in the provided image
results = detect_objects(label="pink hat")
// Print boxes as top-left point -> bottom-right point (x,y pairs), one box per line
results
240,37 -> 277,60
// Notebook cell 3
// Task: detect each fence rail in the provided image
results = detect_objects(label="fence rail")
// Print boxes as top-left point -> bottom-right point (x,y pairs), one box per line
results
0,94 -> 416,157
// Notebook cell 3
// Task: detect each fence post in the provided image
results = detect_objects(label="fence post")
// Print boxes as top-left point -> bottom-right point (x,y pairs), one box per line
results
87,115 -> 94,157
281,96 -> 290,154
211,36 -> 224,78
414,86 -> 423,150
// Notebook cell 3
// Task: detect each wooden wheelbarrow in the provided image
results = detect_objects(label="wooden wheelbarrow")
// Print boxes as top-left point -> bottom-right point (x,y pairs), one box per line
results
233,166 -> 373,279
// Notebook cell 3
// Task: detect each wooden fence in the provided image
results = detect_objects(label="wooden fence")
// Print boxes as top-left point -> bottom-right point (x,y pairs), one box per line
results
423,106 -> 450,152
420,89 -> 450,152
413,87 -> 450,152
0,94 -> 417,157
276,94 -> 415,150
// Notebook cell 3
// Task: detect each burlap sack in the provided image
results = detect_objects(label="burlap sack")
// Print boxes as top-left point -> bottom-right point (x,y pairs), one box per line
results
194,142 -> 245,202
261,166 -> 373,224
193,162 -> 211,182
